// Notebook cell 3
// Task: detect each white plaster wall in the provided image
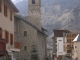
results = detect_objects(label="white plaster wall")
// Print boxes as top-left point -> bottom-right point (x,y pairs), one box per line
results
0,1 -> 15,50
76,42 -> 80,60
57,37 -> 65,56
73,43 -> 77,60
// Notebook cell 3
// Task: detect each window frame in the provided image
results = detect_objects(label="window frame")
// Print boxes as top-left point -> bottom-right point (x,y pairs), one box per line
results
24,46 -> 27,50
67,39 -> 71,43
4,4 -> 7,17
32,0 -> 35,4
67,50 -> 71,53
24,31 -> 27,36
5,30 -> 9,43
10,11 -> 12,21
10,33 -> 13,45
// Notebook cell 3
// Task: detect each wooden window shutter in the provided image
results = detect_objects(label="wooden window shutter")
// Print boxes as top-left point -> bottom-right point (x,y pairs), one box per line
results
5,30 -> 9,43
10,11 -> 12,21
10,33 -> 13,45
14,42 -> 20,49
4,4 -> 7,17
0,27 -> 2,38
0,0 -> 2,12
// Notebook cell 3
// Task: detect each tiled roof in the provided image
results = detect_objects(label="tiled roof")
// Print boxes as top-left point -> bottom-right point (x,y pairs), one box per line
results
73,34 -> 80,42
14,14 -> 48,37
53,29 -> 70,37
5,0 -> 19,12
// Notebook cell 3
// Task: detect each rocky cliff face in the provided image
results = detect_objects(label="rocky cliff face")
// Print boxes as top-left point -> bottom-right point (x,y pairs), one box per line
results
14,0 -> 80,35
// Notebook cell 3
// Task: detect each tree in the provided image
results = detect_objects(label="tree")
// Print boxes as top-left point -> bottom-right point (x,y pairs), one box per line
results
30,44 -> 39,60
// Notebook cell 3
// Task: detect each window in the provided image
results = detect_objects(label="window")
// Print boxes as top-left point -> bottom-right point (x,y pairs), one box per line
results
67,50 -> 71,53
10,33 -> 13,45
0,0 -> 2,12
75,46 -> 77,48
24,46 -> 27,50
5,30 -> 9,43
4,4 -> 7,17
67,39 -> 71,43
0,27 -> 2,38
17,59 -> 18,60
32,0 -> 35,4
59,40 -> 62,41
67,45 -> 71,49
24,59 -> 26,60
10,11 -> 12,21
67,45 -> 71,47
24,31 -> 27,36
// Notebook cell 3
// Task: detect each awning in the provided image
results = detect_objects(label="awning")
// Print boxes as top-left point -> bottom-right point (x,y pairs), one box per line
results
7,50 -> 13,55
10,48 -> 20,52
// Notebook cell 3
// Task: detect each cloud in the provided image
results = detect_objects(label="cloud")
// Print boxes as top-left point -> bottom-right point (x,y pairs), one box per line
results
12,0 -> 15,2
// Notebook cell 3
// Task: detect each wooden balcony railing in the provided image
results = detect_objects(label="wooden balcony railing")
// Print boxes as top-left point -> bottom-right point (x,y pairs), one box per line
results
66,47 -> 71,49
66,42 -> 74,44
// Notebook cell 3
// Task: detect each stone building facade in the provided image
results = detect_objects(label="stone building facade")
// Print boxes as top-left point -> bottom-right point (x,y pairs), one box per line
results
28,0 -> 41,30
14,14 -> 47,60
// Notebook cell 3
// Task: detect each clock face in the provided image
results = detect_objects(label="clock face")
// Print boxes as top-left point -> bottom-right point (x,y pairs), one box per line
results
32,0 -> 35,4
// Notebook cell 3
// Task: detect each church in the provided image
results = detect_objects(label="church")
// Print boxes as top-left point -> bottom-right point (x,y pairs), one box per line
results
14,0 -> 47,60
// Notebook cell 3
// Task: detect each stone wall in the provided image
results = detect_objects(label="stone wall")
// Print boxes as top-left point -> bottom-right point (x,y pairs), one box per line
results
14,18 -> 47,60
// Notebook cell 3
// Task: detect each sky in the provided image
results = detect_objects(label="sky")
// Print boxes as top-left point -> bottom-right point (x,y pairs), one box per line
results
11,0 -> 23,4
12,0 -> 15,1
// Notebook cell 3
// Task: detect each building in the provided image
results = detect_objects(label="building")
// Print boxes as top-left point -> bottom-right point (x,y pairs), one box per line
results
53,29 -> 69,60
0,0 -> 19,60
14,14 -> 47,60
73,34 -> 80,60
28,0 -> 41,30
52,37 -> 57,55
65,32 -> 77,58
47,44 -> 53,59
53,29 -> 80,60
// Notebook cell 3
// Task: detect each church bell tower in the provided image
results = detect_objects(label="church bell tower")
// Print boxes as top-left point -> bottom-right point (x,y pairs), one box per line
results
28,0 -> 41,29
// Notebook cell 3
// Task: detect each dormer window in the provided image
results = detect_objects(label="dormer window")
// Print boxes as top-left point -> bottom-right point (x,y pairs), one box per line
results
32,0 -> 35,4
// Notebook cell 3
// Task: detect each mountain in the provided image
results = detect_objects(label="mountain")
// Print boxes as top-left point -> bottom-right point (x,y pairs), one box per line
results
13,0 -> 80,35
14,0 -> 80,16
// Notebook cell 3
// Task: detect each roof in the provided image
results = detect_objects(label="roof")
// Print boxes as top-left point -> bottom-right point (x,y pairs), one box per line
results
14,14 -> 48,37
41,27 -> 48,32
53,29 -> 70,37
47,44 -> 53,50
4,0 -> 19,12
70,30 -> 80,34
73,34 -> 80,42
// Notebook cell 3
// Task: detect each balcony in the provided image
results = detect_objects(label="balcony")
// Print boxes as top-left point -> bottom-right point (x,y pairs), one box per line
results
66,42 -> 74,44
66,47 -> 71,49
0,38 -> 7,56
66,35 -> 76,38
10,42 -> 21,52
